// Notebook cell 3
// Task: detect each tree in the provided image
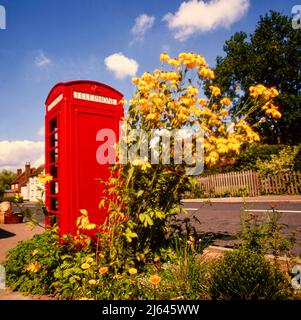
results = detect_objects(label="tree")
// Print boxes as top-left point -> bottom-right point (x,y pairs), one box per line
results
0,169 -> 16,196
212,11 -> 301,144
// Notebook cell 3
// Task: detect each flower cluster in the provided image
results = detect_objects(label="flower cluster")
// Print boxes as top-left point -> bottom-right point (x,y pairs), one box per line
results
132,158 -> 152,171
38,172 -> 53,184
249,84 -> 281,119
24,262 -> 42,273
122,52 -> 282,170
249,84 -> 279,100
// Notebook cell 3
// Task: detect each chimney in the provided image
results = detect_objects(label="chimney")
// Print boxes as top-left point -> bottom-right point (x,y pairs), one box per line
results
25,161 -> 31,179
17,169 -> 22,176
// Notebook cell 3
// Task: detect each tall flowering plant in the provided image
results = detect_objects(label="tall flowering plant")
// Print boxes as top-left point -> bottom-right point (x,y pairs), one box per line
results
97,51 -> 281,264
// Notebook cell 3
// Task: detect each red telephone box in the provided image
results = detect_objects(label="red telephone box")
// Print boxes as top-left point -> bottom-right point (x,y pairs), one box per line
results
45,80 -> 123,236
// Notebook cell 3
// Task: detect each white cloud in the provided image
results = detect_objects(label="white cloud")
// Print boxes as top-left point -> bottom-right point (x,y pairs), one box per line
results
35,51 -> 51,67
37,127 -> 45,137
0,140 -> 44,171
104,53 -> 139,79
163,0 -> 250,41
131,14 -> 155,42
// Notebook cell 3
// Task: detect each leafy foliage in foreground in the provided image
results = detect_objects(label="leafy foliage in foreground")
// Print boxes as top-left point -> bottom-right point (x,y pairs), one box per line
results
5,229 -> 63,294
209,247 -> 292,300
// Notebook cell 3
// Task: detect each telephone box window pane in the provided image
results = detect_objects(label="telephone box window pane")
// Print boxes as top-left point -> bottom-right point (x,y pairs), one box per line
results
50,148 -> 58,163
50,198 -> 58,211
50,181 -> 59,195
50,165 -> 58,178
50,132 -> 58,148
50,118 -> 58,133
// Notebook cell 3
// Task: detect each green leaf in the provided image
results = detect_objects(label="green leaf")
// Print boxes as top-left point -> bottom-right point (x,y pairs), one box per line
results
155,210 -> 166,220
124,227 -> 138,243
79,209 -> 88,216
98,199 -> 106,209
136,190 -> 144,198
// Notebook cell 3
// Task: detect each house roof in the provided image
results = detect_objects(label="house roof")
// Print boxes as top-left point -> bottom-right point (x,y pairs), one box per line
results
29,164 -> 45,177
11,172 -> 26,185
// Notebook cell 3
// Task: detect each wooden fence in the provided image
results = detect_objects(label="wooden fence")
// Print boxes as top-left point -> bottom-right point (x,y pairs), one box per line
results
260,171 -> 301,195
187,170 -> 301,198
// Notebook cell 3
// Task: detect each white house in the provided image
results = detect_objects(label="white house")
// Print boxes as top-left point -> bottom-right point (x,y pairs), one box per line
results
20,165 -> 45,202
28,165 -> 45,202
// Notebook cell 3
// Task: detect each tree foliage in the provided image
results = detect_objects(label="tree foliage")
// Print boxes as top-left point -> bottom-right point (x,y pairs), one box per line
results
212,11 -> 301,144
0,169 -> 16,196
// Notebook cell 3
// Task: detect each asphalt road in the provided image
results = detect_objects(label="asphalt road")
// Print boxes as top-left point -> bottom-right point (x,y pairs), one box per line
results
181,200 -> 301,254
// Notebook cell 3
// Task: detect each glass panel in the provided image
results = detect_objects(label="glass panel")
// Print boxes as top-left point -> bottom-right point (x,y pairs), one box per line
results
50,118 -> 58,133
50,132 -> 58,148
50,198 -> 58,211
50,165 -> 58,178
50,181 -> 59,195
50,148 -> 58,163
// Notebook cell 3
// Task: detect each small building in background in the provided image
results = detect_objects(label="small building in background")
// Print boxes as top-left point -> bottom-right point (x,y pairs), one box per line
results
11,162 -> 36,193
28,164 -> 45,202
10,162 -> 45,202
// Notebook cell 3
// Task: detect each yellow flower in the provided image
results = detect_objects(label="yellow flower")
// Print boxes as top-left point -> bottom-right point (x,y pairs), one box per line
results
186,85 -> 199,96
160,53 -> 170,62
32,249 -> 39,256
198,98 -> 207,106
178,52 -> 206,69
148,274 -> 161,286
140,162 -> 151,171
206,151 -> 219,166
219,109 -> 229,117
128,268 -> 138,275
265,106 -> 282,119
249,84 -> 278,100
132,158 -> 151,171
81,263 -> 91,270
167,58 -> 180,68
88,279 -> 97,285
15,193 -> 22,200
85,257 -> 94,263
217,143 -> 229,154
145,113 -> 157,121
209,85 -> 221,97
220,97 -> 232,106
24,262 -> 42,273
38,172 -> 53,184
99,267 -> 109,275
132,77 -> 139,85
199,67 -> 215,79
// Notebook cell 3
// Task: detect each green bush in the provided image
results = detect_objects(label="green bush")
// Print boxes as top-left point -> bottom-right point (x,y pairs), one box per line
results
4,229 -> 64,295
231,144 -> 282,172
208,247 -> 292,300
240,210 -> 296,257
256,145 -> 300,176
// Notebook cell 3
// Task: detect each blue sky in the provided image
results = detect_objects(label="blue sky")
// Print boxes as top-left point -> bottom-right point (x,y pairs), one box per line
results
0,0 -> 297,170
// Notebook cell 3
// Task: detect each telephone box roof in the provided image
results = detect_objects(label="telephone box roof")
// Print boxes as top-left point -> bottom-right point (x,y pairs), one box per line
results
45,80 -> 123,105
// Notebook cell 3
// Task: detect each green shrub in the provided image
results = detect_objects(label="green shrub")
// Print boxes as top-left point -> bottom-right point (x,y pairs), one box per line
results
232,144 -> 282,172
208,247 -> 292,300
4,229 -> 64,295
294,145 -> 301,171
256,145 -> 300,176
240,210 -> 296,257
